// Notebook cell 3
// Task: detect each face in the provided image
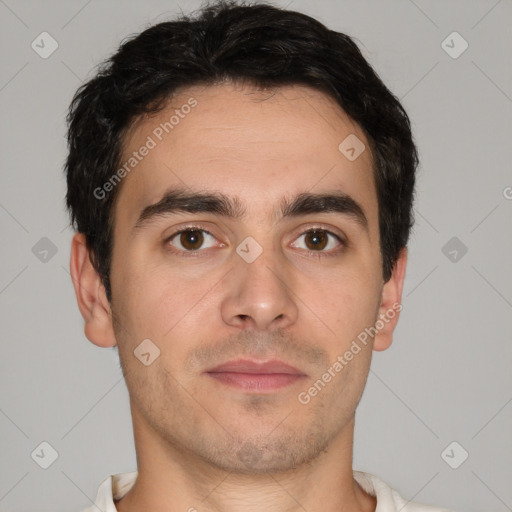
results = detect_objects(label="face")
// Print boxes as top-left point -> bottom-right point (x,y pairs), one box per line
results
105,82 -> 396,474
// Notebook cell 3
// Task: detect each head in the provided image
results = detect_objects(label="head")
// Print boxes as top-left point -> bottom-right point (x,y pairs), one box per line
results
66,0 -> 416,474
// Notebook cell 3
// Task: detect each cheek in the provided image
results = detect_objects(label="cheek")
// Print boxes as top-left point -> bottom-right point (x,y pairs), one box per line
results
114,258 -> 213,348
315,270 -> 381,345
110,256 -> 166,345
112,271 -> 196,396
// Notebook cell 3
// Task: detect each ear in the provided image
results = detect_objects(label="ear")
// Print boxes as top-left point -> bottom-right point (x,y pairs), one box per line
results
373,248 -> 408,352
69,233 -> 117,348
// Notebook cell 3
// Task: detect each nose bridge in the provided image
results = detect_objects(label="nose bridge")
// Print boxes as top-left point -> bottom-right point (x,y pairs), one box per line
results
220,235 -> 298,331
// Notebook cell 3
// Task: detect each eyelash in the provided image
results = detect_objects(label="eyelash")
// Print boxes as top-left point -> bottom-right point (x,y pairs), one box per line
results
164,225 -> 345,258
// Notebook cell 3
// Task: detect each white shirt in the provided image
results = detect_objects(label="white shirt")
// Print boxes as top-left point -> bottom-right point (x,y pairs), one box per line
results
79,470 -> 452,511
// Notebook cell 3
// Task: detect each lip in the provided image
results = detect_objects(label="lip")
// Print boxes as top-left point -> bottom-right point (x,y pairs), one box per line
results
207,359 -> 305,375
205,359 -> 307,392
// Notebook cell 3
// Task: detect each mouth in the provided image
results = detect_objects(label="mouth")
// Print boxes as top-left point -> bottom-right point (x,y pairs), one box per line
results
205,358 -> 308,392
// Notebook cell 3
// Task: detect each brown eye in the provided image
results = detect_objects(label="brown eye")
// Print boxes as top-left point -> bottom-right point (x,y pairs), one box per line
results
291,229 -> 343,253
168,229 -> 217,252
180,230 -> 204,250
304,230 -> 328,250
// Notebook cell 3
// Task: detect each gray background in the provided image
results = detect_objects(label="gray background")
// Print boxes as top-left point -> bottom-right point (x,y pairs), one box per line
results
0,0 -> 511,511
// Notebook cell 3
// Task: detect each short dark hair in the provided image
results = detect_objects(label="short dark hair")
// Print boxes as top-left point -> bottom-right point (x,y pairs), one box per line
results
65,0 -> 417,303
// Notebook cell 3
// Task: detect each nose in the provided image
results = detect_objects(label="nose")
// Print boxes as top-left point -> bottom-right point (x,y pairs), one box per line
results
220,244 -> 299,332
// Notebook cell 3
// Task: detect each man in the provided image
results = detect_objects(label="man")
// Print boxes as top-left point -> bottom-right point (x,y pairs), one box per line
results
66,1 -> 451,510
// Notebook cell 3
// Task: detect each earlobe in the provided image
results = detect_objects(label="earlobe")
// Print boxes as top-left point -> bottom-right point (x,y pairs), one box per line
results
69,233 -> 117,348
373,248 -> 408,352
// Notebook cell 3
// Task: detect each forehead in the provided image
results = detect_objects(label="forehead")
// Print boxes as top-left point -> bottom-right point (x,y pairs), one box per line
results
114,82 -> 377,233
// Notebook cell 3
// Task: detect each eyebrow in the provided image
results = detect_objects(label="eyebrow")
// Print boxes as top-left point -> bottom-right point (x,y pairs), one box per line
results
133,187 -> 369,233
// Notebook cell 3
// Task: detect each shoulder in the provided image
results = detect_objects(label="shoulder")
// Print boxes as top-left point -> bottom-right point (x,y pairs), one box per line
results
75,471 -> 138,512
353,471 -> 453,512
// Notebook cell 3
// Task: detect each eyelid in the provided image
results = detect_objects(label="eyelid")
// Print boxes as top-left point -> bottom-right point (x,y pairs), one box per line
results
164,223 -> 218,241
288,222 -> 347,246
165,225 -> 223,249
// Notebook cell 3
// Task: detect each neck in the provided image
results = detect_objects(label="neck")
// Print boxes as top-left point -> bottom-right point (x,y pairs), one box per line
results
115,408 -> 376,512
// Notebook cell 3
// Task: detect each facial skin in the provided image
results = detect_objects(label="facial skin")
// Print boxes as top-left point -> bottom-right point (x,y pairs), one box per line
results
71,82 -> 407,512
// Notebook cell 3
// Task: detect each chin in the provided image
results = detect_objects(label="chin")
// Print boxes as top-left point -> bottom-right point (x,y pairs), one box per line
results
195,425 -> 333,475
